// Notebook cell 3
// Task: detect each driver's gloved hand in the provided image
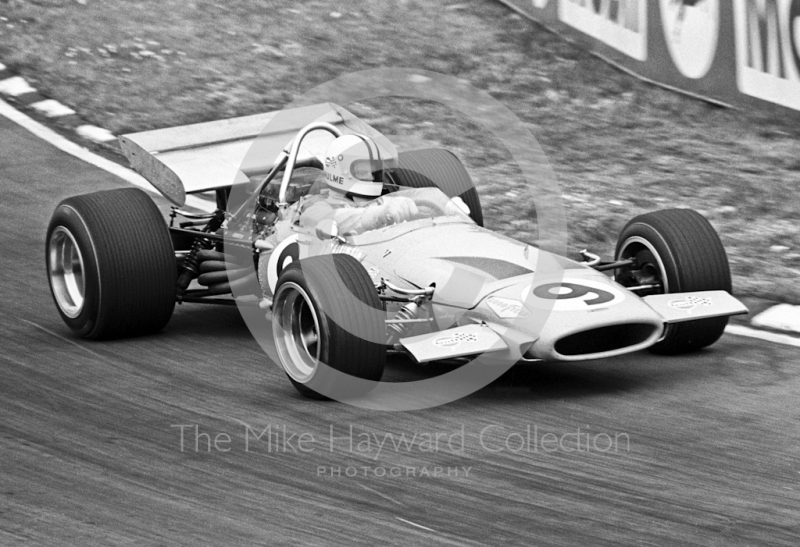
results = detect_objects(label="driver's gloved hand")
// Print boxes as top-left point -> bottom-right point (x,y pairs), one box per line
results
383,196 -> 419,222
362,196 -> 419,229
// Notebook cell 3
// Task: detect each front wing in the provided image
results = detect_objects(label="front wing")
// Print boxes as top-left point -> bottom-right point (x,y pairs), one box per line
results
399,324 -> 509,363
398,290 -> 747,363
642,290 -> 748,323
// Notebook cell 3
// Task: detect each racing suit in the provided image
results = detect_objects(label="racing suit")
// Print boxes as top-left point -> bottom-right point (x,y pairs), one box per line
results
298,189 -> 421,235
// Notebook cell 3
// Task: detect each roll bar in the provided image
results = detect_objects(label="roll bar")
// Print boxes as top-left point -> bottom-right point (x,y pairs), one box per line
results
278,122 -> 343,205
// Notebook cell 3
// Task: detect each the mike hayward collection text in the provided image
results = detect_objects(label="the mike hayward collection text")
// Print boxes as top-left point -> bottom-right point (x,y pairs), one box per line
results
171,423 -> 630,456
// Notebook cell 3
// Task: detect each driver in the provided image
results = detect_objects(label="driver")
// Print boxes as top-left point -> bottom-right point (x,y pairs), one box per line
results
258,134 -> 470,310
299,134 -> 420,235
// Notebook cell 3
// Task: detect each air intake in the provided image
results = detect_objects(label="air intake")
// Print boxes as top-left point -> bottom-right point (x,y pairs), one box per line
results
554,323 -> 658,357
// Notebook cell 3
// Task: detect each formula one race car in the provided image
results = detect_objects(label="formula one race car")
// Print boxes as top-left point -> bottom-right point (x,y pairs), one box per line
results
46,103 -> 747,398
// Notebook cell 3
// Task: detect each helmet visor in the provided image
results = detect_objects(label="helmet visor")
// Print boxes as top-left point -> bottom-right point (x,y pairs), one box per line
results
350,159 -> 380,181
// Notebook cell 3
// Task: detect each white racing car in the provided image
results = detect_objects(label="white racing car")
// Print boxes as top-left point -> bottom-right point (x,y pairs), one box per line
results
46,103 -> 747,398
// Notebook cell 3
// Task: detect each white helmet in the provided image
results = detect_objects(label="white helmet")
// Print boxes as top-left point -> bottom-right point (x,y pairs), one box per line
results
323,134 -> 384,198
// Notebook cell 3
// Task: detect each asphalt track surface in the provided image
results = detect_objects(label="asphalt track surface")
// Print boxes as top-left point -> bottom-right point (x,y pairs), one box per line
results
2,115 -> 799,546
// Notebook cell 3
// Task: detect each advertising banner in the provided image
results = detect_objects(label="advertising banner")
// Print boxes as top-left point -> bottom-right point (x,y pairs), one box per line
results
497,0 -> 800,115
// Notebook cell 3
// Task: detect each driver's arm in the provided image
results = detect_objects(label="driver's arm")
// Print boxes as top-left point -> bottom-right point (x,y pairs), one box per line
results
332,195 -> 420,235
357,195 -> 419,230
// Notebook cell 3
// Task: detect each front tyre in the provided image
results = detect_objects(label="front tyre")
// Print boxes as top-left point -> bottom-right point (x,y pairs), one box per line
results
46,188 -> 177,339
615,208 -> 732,354
272,254 -> 386,400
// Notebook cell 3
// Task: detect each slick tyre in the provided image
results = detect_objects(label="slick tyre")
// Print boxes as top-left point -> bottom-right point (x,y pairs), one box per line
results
272,254 -> 386,400
615,208 -> 732,354
387,148 -> 483,226
46,188 -> 177,339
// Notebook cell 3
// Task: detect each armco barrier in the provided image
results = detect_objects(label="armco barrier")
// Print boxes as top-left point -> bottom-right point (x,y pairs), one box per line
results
497,0 -> 800,115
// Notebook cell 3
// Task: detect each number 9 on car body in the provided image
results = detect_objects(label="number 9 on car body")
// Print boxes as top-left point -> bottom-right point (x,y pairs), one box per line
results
522,278 -> 626,311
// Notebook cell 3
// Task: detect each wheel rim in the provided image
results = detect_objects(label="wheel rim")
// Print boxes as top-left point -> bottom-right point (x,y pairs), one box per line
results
616,236 -> 669,295
272,281 -> 321,383
48,226 -> 86,318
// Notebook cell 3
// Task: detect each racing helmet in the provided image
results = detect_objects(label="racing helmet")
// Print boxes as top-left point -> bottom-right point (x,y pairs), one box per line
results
323,134 -> 383,197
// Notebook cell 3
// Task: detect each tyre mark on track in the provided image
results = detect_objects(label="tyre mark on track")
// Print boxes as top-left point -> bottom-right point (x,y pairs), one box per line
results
19,318 -> 106,360
396,516 -> 438,532
356,483 -> 404,506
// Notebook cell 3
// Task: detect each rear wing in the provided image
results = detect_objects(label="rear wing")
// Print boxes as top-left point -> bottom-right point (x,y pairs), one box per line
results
118,102 -> 397,206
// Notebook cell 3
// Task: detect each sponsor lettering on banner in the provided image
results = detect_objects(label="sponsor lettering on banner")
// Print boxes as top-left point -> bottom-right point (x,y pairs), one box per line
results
660,0 -> 720,79
558,0 -> 648,61
734,0 -> 800,110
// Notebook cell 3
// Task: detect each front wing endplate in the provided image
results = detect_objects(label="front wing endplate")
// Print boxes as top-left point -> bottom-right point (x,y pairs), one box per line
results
399,324 -> 508,364
643,290 -> 748,324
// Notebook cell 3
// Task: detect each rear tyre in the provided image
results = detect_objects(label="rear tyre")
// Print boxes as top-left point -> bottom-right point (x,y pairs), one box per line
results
614,208 -> 732,354
272,254 -> 386,400
387,148 -> 483,226
46,188 -> 177,339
